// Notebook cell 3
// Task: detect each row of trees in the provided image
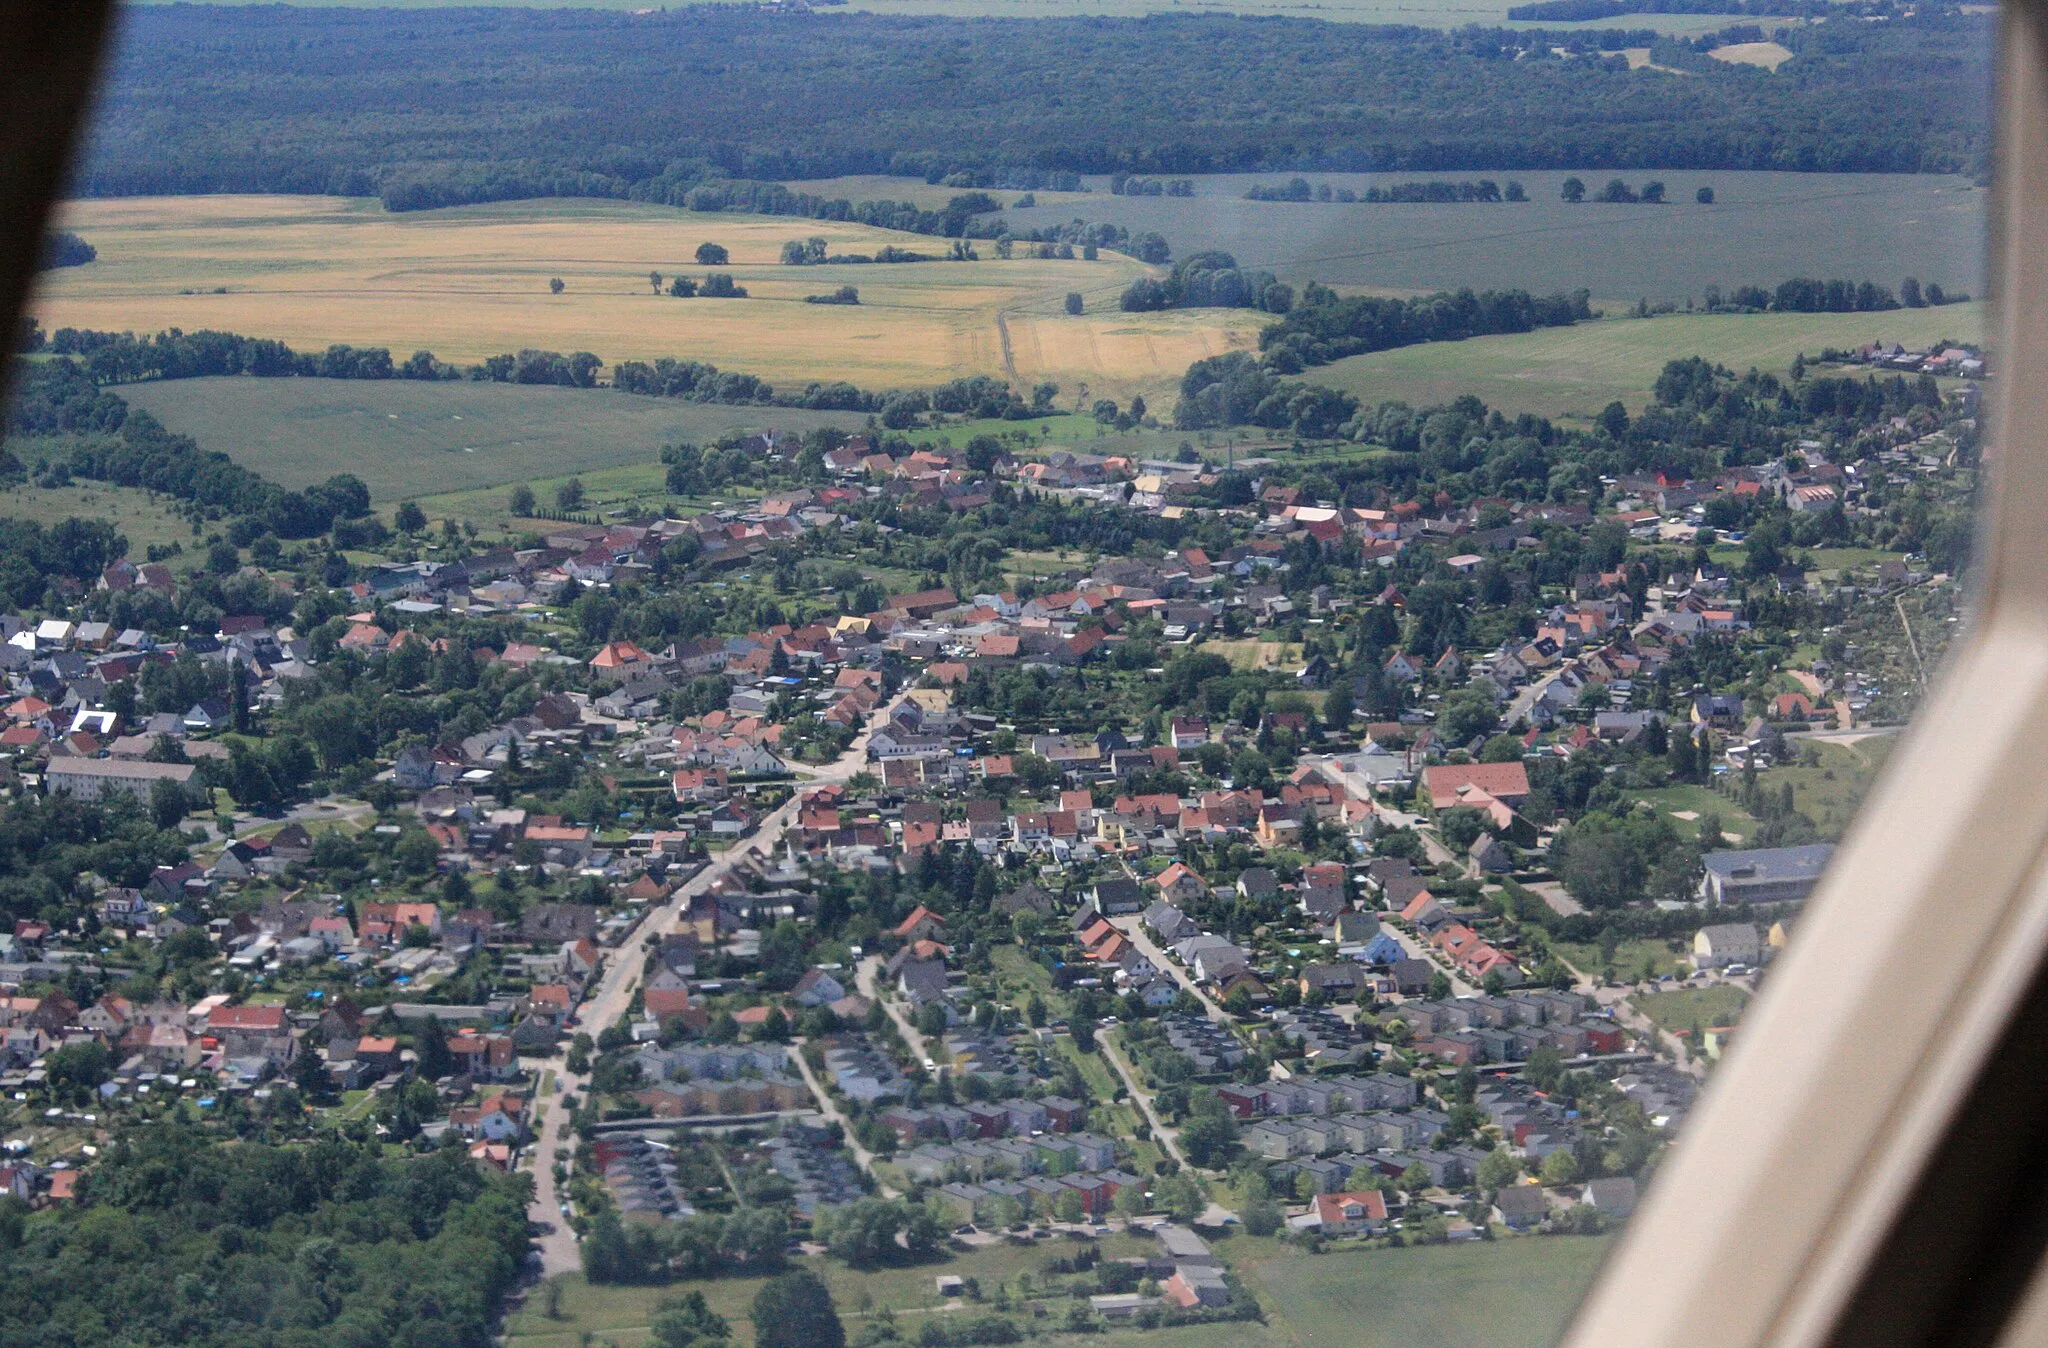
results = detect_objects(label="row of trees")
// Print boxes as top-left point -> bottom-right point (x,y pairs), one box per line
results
1246,177 -> 1529,203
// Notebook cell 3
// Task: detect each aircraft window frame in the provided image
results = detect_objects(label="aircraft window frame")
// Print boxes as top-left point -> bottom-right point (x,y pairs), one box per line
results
1563,6 -> 2048,1344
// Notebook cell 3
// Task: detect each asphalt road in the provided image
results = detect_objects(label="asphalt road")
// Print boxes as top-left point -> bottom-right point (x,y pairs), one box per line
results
520,690 -> 910,1278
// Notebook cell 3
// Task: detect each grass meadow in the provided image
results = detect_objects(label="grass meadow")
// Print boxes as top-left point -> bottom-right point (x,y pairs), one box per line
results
37,196 -> 1259,406
503,1233 -> 1612,1348
116,377 -> 853,505
1764,734 -> 1899,838
1311,303 -> 1985,419
1635,984 -> 1752,1033
966,170 -> 1987,300
0,481 -> 204,569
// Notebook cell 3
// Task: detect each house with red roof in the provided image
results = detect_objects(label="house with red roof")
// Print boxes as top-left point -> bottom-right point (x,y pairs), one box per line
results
1307,1189 -> 1389,1235
893,905 -> 946,941
1422,762 -> 1531,812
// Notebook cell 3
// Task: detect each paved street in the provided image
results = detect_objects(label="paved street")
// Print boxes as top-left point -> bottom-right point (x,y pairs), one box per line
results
1106,917 -> 1229,1023
520,691 -> 910,1277
790,1036 -> 898,1196
854,953 -> 933,1066
1098,1033 -> 1186,1170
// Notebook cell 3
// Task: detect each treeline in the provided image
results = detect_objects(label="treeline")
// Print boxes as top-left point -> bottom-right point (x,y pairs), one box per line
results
1120,251 -> 1293,314
779,235 -> 956,265
8,359 -> 373,538
21,323 -> 918,417
0,1127 -> 530,1347
80,7 -> 1992,214
0,516 -> 126,611
1246,177 -> 1529,202
1260,283 -> 1594,371
1111,174 -> 1194,196
35,324 -> 417,384
1175,353 -> 1360,437
41,232 -> 95,269
1698,276 -> 1969,313
1507,0 -> 1871,20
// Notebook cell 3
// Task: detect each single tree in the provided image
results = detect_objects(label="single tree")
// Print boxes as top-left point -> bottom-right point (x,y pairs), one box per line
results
1477,1147 -> 1523,1192
649,270 -> 664,294
752,1270 -> 846,1348
1064,291 -> 1084,316
548,277 -> 565,294
1696,185 -> 1716,204
652,1291 -> 730,1348
394,501 -> 426,533
696,242 -> 729,266
150,775 -> 188,830
556,478 -> 586,512
1561,177 -> 1586,203
508,484 -> 536,516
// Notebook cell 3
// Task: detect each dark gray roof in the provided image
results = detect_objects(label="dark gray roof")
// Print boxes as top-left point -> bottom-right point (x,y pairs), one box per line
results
1701,844 -> 1835,884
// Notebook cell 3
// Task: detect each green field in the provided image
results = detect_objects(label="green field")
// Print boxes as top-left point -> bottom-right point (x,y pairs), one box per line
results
117,377 -> 856,505
1312,303 -> 1985,420
1553,938 -> 1686,983
0,481 -> 204,568
504,1233 -> 1164,1348
1635,984 -> 1751,1033
1762,733 -> 1899,838
1231,1232 -> 1612,1346
1013,171 -> 1985,299
1631,784 -> 1760,844
505,1232 -> 1611,1348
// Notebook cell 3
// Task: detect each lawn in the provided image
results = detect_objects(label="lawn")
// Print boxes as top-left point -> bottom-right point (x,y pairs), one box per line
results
1630,784 -> 1759,844
0,481 -> 203,569
990,945 -> 1057,1000
505,1230 -> 1611,1348
1311,303 -> 1985,421
1634,984 -> 1751,1035
1228,1231 -> 1613,1347
1552,938 -> 1686,983
1055,1036 -> 1122,1101
41,195 -> 1252,405
1204,640 -> 1306,672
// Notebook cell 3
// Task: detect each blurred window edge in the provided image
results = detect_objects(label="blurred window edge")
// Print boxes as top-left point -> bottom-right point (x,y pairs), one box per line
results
1564,6 -> 2048,1346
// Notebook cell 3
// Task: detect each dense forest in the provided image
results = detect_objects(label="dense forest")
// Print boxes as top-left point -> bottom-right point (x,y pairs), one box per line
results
77,7 -> 1991,213
0,1128 -> 531,1347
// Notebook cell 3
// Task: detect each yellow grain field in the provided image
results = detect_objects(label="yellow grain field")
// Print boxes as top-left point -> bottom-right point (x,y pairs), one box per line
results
33,195 -> 1263,402
1707,41 -> 1794,69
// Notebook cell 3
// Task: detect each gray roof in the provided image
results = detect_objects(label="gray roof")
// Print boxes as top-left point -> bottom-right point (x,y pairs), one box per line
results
1701,844 -> 1835,885
1697,923 -> 1761,952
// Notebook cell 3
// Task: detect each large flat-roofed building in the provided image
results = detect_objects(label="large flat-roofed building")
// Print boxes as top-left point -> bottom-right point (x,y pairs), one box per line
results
45,757 -> 197,804
1699,844 -> 1836,905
